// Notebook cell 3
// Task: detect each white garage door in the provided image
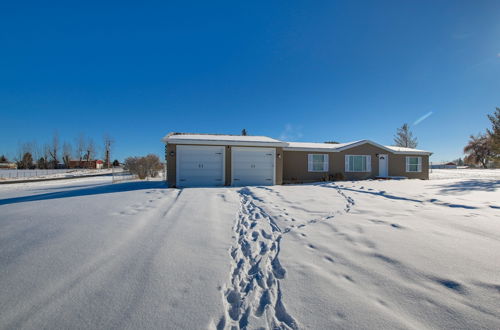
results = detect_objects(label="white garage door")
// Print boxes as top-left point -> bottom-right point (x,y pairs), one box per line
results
176,145 -> 225,187
232,147 -> 275,186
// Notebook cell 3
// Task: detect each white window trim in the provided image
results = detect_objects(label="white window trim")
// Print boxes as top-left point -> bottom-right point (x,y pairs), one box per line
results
307,154 -> 329,172
406,156 -> 422,172
345,155 -> 372,172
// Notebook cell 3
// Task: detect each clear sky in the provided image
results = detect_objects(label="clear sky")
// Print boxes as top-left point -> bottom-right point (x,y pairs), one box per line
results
0,1 -> 499,162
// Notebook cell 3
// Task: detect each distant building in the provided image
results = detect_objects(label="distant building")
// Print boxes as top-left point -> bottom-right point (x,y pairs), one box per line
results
430,162 -> 457,169
68,160 -> 104,169
0,162 -> 17,169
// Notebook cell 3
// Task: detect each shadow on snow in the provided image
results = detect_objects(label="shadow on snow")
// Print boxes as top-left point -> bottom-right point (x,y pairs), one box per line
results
437,179 -> 500,194
0,181 -> 167,206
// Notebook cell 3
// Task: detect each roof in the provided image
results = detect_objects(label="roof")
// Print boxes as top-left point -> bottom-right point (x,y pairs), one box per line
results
162,133 -> 431,155
385,146 -> 431,154
284,140 -> 431,155
283,141 -> 362,152
162,133 -> 287,147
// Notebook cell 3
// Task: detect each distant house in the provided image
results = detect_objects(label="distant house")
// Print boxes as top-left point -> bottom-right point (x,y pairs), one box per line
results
430,162 -> 457,169
162,133 -> 432,187
0,162 -> 17,169
68,160 -> 104,169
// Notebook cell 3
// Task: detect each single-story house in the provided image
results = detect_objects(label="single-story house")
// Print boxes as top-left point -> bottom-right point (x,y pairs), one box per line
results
162,133 -> 432,188
68,159 -> 104,169
430,162 -> 457,169
0,162 -> 17,169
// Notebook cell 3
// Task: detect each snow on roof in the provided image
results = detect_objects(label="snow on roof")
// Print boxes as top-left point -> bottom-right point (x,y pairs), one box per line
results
163,133 -> 287,146
162,133 -> 431,154
384,145 -> 431,154
284,141 -> 362,151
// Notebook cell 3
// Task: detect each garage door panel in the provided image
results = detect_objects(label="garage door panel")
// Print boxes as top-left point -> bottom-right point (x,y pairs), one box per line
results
232,147 -> 275,186
177,145 -> 225,187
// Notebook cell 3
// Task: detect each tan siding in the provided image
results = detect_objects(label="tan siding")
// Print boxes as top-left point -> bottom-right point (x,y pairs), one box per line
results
389,154 -> 429,179
276,147 -> 283,185
166,144 -> 176,187
283,151 -> 334,183
335,144 -> 387,180
168,142 -> 429,186
283,143 -> 429,182
166,144 -> 281,186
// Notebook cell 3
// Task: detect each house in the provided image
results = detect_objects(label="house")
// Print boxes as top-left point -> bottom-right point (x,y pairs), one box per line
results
0,162 -> 17,169
430,162 -> 457,169
68,160 -> 104,169
162,133 -> 432,188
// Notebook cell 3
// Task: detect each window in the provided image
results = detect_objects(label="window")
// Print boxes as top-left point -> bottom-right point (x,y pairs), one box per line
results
308,154 -> 328,172
345,155 -> 371,172
406,156 -> 422,172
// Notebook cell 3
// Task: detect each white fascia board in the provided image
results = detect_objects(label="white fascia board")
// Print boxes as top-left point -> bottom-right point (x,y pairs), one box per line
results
165,138 -> 287,147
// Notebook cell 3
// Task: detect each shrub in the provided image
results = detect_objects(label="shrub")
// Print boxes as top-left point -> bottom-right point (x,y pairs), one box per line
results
124,154 -> 163,179
330,172 -> 346,181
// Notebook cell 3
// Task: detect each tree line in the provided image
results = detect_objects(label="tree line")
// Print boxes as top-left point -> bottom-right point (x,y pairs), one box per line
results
1,132 -> 117,169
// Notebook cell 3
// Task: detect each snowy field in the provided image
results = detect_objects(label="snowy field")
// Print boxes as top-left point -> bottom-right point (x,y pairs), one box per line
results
430,168 -> 500,180
0,168 -> 113,181
0,172 -> 499,329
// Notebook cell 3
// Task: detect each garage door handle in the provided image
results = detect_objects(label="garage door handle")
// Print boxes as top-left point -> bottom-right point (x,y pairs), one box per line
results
215,152 -> 222,155
234,178 -> 239,181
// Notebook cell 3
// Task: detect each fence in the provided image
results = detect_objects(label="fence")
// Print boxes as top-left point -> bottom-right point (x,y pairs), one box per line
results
0,169 -> 91,179
111,167 -> 166,183
111,168 -> 138,183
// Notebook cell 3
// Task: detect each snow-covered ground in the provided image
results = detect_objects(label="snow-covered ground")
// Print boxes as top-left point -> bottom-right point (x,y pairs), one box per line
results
0,168 -> 113,181
0,173 -> 499,329
430,168 -> 500,180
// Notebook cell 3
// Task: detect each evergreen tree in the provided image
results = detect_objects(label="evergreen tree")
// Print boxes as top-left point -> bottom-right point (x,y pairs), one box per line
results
37,157 -> 47,169
0,155 -> 7,162
241,129 -> 248,136
20,152 -> 33,169
394,123 -> 418,148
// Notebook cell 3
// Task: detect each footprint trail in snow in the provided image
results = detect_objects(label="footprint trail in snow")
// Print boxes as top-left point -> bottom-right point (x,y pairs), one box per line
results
218,188 -> 298,330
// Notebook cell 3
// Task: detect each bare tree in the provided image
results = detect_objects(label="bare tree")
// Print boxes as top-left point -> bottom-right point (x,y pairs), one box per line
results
394,123 -> 418,148
103,134 -> 114,169
48,132 -> 60,168
16,142 -> 32,163
75,133 -> 86,166
464,134 -> 492,168
62,142 -> 72,168
124,154 -> 162,179
85,138 -> 96,168
43,144 -> 52,168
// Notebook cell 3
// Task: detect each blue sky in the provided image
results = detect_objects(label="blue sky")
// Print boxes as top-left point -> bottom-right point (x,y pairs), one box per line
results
0,1 -> 499,162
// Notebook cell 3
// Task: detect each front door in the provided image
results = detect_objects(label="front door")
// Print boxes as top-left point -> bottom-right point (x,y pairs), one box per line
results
378,154 -> 388,177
